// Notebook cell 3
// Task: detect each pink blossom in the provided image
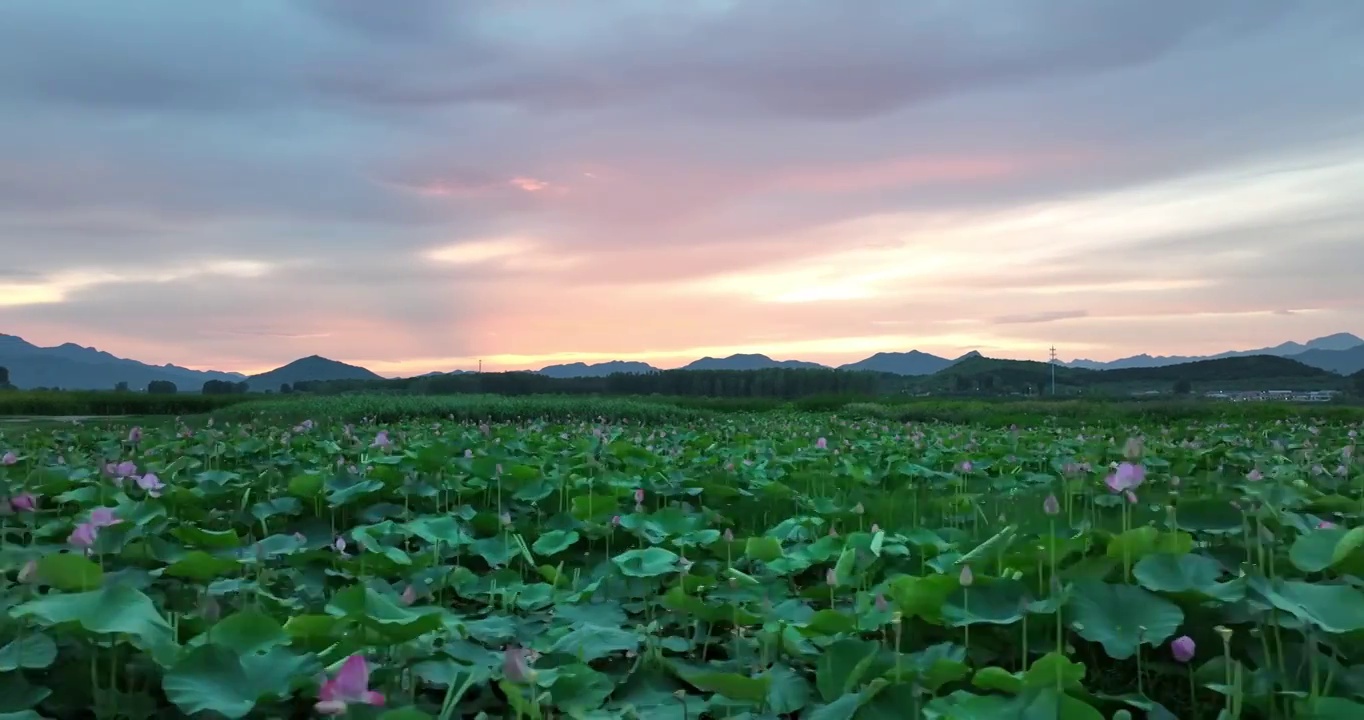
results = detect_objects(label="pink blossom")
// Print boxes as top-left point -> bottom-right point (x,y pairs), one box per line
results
1105,462 -> 1145,493
634,488 -> 645,504
18,559 -> 37,583
400,585 -> 417,606
128,426 -> 142,443
136,473 -> 165,497
333,537 -> 349,556
10,493 -> 37,512
69,523 -> 99,548
960,460 -> 973,473
503,646 -> 535,683
816,437 -> 828,450
1043,494 -> 1060,516
723,527 -> 734,542
959,565 -> 974,587
316,655 -> 385,714
1246,469 -> 1263,482
371,431 -> 391,449
1171,635 -> 1196,663
1,451 -> 16,465
88,507 -> 120,527
611,515 -> 621,527
1318,520 -> 1337,530
1126,490 -> 1139,504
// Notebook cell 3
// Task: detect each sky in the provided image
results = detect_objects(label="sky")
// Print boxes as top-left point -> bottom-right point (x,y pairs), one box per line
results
2,1 -> 1363,376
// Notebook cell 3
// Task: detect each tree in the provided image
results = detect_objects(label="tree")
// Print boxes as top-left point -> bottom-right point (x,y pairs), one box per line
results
202,379 -> 249,395
148,380 -> 178,394
1354,373 -> 1364,398
114,381 -> 130,392
0,365 -> 9,388
1173,378 -> 1192,395
280,383 -> 293,394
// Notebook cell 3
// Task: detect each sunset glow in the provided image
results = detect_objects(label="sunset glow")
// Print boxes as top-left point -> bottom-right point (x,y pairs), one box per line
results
2,2 -> 1361,376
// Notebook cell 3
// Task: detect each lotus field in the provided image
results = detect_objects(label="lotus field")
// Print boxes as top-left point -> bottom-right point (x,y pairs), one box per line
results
2,412 -> 1363,719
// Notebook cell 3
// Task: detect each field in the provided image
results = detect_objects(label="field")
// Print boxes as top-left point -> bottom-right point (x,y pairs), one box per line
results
1,397 -> 1362,718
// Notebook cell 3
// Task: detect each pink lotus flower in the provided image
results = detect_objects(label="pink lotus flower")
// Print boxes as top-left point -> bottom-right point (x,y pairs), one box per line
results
136,473 -> 165,497
634,488 -> 645,504
105,461 -> 137,480
959,565 -> 974,587
825,568 -> 837,587
69,523 -> 99,548
1171,635 -> 1196,663
960,460 -> 973,473
18,559 -> 37,583
10,493 -> 37,512
1318,520 -> 1336,529
333,537 -> 350,557
503,646 -> 536,683
316,655 -> 385,714
1105,462 -> 1145,493
400,585 -> 417,606
128,426 -> 142,443
371,431 -> 391,449
816,437 -> 828,450
1,451 -> 16,465
89,507 -> 120,527
723,528 -> 734,542
1043,494 -> 1060,516
1246,469 -> 1263,482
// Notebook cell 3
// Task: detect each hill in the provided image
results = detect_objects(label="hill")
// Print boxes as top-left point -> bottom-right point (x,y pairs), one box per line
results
246,356 -> 383,390
538,360 -> 658,378
681,354 -> 827,371
918,354 -> 1341,395
1068,333 -> 1363,370
1286,344 -> 1364,376
0,334 -> 244,390
838,350 -> 953,375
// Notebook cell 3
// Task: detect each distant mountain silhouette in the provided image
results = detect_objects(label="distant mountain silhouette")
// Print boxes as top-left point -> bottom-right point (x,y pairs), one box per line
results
538,360 -> 658,378
3,329 -> 1361,391
1067,333 -> 1364,371
1288,344 -> 1364,375
0,333 -> 244,390
838,350 -> 953,376
246,355 -> 383,390
681,354 -> 827,371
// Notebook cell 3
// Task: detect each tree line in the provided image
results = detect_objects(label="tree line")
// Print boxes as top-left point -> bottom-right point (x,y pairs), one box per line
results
293,367 -> 895,399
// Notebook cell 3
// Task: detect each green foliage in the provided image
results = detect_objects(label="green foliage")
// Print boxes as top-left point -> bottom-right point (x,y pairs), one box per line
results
146,380 -> 178,395
1,408 -> 1361,717
0,390 -> 249,416
201,379 -> 250,396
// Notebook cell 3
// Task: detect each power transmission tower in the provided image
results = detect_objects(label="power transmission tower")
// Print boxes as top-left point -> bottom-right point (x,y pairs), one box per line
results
1049,346 -> 1057,396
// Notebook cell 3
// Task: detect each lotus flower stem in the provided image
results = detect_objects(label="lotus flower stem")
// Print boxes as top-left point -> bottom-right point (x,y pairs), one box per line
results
1187,665 -> 1198,719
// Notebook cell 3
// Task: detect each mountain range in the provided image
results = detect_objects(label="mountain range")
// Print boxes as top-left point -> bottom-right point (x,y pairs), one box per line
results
1,331 -> 1361,391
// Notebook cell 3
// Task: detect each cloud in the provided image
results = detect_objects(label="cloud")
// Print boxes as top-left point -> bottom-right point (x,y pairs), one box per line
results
992,311 -> 1089,325
1,1 -> 1362,371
